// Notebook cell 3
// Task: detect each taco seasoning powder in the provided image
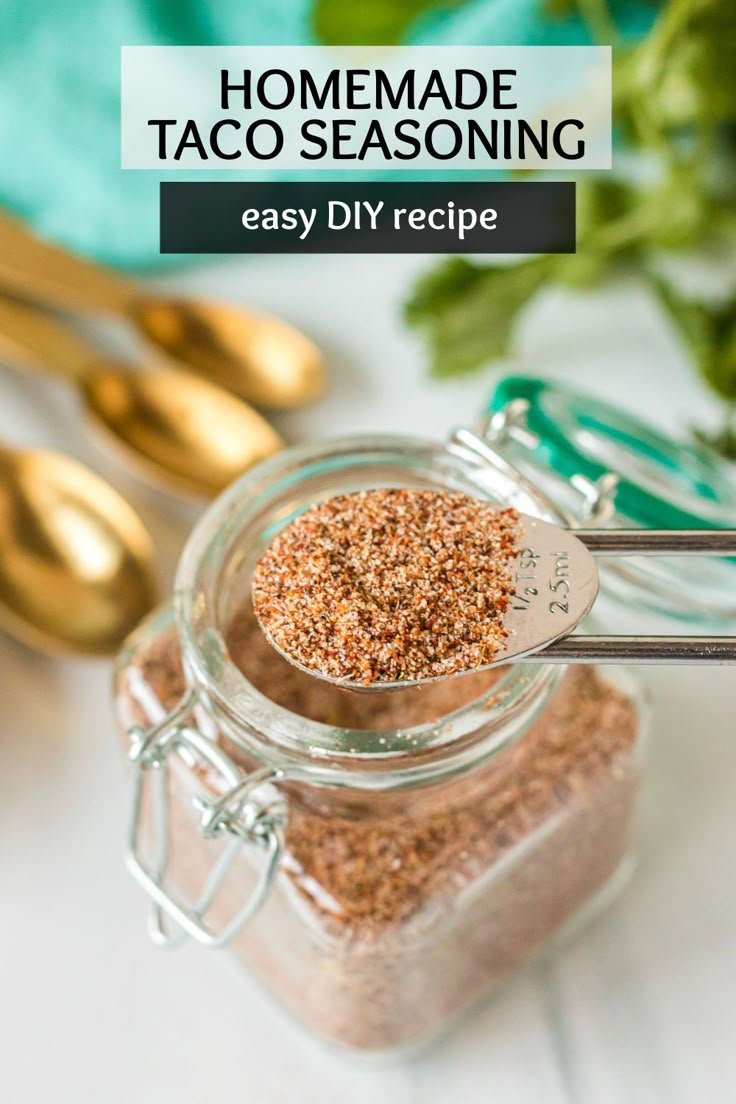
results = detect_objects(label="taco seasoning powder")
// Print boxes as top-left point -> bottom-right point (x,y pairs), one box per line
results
252,488 -> 521,685
118,598 -> 641,1051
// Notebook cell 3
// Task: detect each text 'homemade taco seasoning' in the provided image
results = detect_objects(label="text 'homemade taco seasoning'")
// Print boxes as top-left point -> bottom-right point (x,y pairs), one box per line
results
252,487 -> 521,684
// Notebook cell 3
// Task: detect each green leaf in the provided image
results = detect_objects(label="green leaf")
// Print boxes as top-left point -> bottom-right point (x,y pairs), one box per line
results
404,257 -> 553,377
554,250 -> 612,289
651,275 -> 736,402
633,0 -> 736,127
312,0 -> 467,46
639,166 -> 712,249
542,0 -> 578,19
576,178 -> 634,240
703,308 -> 736,402
404,257 -> 486,324
693,420 -> 736,462
555,177 -> 639,287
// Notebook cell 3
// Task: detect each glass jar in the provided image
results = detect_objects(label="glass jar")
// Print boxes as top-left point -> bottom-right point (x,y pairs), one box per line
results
112,377 -> 734,1053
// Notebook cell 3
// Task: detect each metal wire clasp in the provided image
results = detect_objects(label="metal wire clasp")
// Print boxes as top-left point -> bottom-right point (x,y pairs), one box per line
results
454,398 -> 620,528
125,691 -> 286,949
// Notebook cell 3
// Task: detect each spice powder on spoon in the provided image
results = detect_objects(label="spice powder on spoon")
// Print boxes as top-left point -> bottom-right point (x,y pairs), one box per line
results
251,487 -> 521,685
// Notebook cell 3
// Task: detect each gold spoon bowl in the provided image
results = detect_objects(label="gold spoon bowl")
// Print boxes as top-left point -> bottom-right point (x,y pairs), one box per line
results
0,295 -> 284,498
81,363 -> 284,498
0,211 -> 327,409
0,444 -> 156,655
130,298 -> 326,409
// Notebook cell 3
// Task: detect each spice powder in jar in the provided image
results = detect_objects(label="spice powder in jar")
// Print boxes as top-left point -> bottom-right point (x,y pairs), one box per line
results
121,590 -> 641,1051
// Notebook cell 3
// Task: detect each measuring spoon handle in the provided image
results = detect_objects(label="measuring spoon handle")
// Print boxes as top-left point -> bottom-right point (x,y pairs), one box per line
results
0,210 -> 136,315
579,529 -> 736,555
525,635 -> 736,664
0,294 -> 99,382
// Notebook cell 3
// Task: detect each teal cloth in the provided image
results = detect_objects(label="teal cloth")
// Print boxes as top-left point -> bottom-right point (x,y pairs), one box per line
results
0,0 -> 654,269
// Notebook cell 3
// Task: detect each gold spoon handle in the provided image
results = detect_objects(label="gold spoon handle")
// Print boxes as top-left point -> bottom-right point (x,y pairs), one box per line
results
0,210 -> 137,315
0,294 -> 98,382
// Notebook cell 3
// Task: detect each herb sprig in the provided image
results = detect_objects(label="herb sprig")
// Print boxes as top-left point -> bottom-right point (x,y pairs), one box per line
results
403,0 -> 736,456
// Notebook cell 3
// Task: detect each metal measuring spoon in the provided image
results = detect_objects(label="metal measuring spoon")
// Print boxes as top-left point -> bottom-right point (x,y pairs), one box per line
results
255,515 -> 736,691
0,441 -> 156,655
0,210 -> 326,409
0,295 -> 283,498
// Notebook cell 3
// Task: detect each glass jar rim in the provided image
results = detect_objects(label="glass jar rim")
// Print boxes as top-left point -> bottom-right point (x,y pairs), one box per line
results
173,433 -> 564,784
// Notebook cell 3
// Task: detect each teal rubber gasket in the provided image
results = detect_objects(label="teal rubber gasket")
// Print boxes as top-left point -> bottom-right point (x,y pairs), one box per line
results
486,376 -> 736,532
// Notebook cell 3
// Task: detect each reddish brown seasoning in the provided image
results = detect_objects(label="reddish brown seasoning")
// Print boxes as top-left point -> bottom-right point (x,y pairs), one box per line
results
119,613 -> 640,1051
118,614 -> 640,1050
251,488 -> 521,685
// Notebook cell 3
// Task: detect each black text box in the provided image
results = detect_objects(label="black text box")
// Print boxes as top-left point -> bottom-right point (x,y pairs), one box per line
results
160,181 -> 575,254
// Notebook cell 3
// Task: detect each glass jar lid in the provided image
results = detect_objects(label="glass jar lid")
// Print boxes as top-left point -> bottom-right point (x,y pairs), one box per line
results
488,375 -> 736,529
484,375 -> 736,624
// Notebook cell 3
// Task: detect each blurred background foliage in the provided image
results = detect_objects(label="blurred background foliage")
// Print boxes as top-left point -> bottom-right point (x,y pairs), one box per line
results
0,0 -> 733,450
394,0 -> 736,455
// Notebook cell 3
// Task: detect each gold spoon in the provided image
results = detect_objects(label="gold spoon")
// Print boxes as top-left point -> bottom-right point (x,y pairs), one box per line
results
0,295 -> 284,498
0,442 -> 156,655
0,211 -> 326,409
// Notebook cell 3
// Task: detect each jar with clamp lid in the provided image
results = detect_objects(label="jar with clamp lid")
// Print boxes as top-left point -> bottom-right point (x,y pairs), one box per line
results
113,375 -> 736,1052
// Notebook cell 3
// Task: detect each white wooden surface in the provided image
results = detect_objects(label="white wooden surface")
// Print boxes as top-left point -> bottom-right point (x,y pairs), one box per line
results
1,252 -> 735,1103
